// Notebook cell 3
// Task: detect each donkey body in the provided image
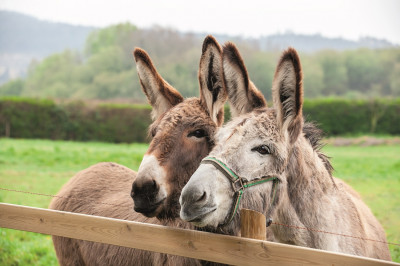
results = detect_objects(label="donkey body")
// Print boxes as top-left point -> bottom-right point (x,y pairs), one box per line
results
50,36 -> 227,265
51,162 -> 197,265
180,43 -> 391,260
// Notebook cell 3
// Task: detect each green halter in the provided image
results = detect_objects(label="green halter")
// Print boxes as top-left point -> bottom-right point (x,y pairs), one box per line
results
201,156 -> 279,226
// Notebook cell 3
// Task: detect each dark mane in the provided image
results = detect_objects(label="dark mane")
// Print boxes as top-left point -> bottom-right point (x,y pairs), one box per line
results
303,121 -> 334,176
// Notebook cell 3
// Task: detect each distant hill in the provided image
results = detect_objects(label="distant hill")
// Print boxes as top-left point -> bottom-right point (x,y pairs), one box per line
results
257,32 -> 396,52
0,10 -> 95,55
0,10 -> 398,85
0,10 -> 95,83
195,32 -> 397,53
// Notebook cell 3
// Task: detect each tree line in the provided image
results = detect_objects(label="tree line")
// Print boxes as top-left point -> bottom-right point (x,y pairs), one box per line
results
0,23 -> 399,100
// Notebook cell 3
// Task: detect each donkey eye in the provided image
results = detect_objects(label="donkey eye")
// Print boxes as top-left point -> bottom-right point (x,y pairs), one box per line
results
252,145 -> 271,155
150,128 -> 157,138
187,129 -> 207,138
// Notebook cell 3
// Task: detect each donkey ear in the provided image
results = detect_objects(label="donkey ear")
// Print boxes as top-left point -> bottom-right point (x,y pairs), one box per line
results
133,48 -> 184,121
198,35 -> 227,126
272,47 -> 303,144
222,42 -> 267,118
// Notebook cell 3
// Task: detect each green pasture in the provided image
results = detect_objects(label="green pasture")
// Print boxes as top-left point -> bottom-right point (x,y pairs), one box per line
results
0,138 -> 399,264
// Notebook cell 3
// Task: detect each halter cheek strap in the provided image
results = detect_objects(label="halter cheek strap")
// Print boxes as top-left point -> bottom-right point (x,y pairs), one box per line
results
201,156 -> 279,226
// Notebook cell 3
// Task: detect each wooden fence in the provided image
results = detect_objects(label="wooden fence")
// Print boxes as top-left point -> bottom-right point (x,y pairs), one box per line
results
0,203 -> 397,266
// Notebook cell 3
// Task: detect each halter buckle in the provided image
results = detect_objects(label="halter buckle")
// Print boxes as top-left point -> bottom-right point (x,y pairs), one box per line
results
231,177 -> 244,193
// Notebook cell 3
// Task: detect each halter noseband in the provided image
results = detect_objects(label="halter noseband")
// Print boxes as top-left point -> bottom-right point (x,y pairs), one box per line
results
201,156 -> 279,226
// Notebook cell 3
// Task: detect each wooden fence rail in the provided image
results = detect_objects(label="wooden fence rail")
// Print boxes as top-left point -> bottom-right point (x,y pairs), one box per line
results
0,203 -> 397,266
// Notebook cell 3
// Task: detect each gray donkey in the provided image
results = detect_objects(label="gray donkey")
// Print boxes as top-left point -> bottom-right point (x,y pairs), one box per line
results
180,43 -> 391,261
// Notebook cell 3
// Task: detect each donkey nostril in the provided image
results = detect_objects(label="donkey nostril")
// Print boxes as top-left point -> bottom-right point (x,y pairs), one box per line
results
198,191 -> 206,202
152,179 -> 157,189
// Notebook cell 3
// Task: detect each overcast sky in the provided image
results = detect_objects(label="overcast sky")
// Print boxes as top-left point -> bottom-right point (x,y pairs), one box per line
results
1,0 -> 399,44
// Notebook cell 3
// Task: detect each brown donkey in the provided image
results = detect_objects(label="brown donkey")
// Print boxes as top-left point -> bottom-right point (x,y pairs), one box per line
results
50,35 -> 227,265
180,43 -> 392,260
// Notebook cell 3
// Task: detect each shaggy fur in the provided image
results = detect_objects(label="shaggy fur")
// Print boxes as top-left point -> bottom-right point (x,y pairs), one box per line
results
50,163 -> 201,265
50,36 -> 228,265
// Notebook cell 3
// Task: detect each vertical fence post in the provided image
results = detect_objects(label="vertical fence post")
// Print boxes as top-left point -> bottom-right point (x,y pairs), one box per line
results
240,208 -> 266,240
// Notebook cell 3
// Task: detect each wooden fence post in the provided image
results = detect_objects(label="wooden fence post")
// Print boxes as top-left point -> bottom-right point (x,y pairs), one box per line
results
240,208 -> 266,240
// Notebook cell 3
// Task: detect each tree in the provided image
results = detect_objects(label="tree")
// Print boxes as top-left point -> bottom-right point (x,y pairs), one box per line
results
0,79 -> 24,96
345,49 -> 383,94
301,55 -> 324,98
84,23 -> 138,56
390,62 -> 400,96
319,50 -> 348,96
246,51 -> 276,100
23,50 -> 82,98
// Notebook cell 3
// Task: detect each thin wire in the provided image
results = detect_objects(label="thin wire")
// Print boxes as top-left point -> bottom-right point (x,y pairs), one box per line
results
1,186 -> 399,247
0,187 -> 123,207
271,222 -> 400,247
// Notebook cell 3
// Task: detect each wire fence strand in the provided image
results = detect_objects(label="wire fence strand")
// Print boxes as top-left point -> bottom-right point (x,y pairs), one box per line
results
1,186 -> 399,247
271,222 -> 400,247
0,187 -> 124,207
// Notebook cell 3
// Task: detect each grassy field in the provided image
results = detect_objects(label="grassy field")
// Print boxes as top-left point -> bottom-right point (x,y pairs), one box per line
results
0,138 -> 399,264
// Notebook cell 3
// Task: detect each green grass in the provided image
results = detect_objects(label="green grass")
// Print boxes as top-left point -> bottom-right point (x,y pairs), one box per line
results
0,138 -> 399,264
323,145 -> 400,262
0,139 -> 147,265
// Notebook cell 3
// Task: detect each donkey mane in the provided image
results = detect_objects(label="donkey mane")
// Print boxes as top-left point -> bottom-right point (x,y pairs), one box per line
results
302,121 -> 334,176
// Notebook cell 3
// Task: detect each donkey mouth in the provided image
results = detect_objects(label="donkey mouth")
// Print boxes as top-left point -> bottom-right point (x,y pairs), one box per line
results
134,198 -> 166,217
185,208 -> 216,225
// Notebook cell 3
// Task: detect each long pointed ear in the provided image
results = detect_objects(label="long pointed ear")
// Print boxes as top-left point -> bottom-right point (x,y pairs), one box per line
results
272,47 -> 303,144
133,48 -> 184,121
198,35 -> 227,126
222,42 -> 267,118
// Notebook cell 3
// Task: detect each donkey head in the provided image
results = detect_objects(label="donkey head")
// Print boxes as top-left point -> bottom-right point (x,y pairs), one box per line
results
180,43 -> 304,229
131,36 -> 227,219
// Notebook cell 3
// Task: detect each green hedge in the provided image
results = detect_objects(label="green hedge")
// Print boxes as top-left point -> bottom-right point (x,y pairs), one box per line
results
0,98 -> 399,143
303,98 -> 400,136
0,98 -> 152,143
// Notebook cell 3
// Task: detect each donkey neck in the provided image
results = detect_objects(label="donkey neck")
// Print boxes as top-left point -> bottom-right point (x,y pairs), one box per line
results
272,137 -> 336,246
286,137 -> 334,197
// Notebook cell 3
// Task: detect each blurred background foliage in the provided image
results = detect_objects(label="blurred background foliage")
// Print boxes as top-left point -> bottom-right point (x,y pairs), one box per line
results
1,22 -> 400,101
